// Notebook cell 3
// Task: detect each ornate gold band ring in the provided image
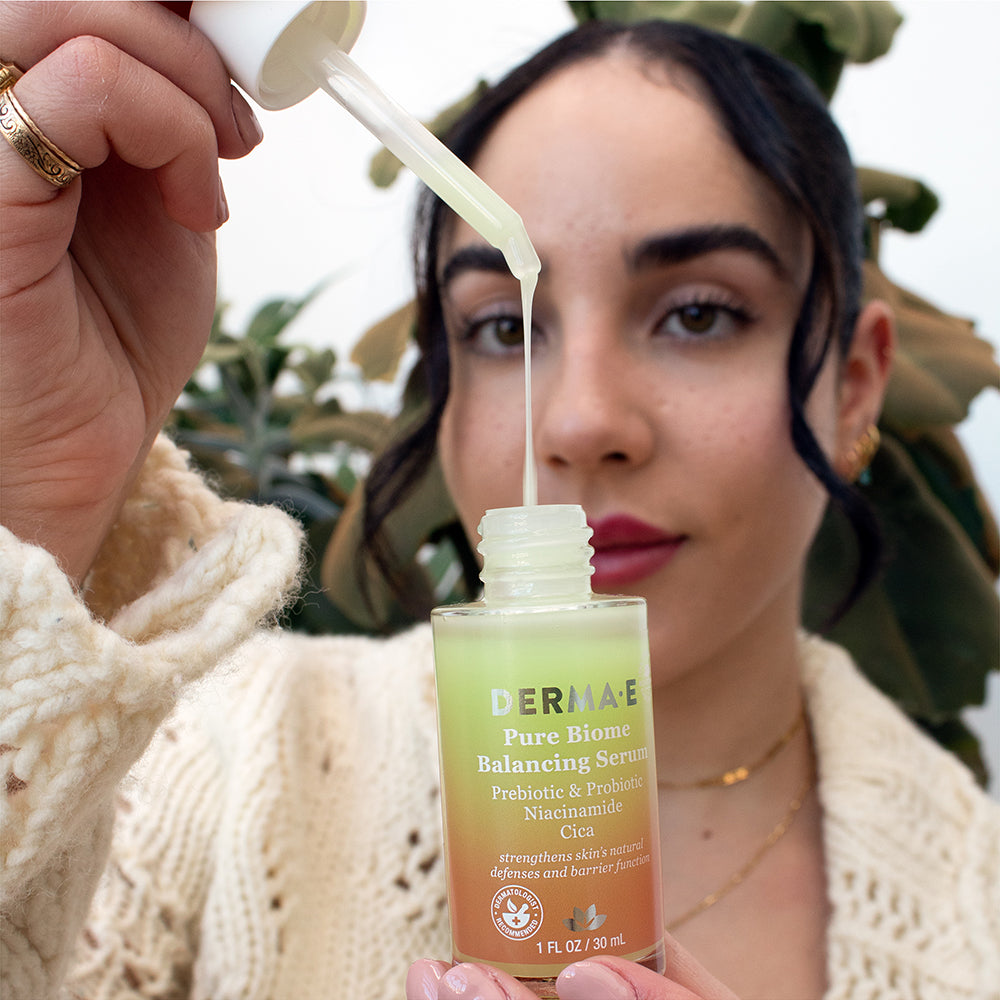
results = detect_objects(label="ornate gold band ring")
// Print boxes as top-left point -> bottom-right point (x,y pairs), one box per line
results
0,86 -> 83,188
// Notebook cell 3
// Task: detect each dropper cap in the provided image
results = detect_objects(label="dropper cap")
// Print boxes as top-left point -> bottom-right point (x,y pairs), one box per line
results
189,1 -> 367,110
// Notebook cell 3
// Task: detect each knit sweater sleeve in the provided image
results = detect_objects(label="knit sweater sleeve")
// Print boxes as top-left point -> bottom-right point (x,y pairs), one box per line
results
0,437 -> 303,1000
802,635 -> 1000,999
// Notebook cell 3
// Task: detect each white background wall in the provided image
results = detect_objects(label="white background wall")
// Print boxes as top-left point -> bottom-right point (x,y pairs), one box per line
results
214,1 -> 999,792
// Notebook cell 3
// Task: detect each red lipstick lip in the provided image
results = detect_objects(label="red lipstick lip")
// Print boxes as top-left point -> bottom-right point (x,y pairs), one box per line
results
588,514 -> 686,590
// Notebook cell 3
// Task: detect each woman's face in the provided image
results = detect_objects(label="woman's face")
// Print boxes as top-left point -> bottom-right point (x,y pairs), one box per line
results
437,53 -> 843,682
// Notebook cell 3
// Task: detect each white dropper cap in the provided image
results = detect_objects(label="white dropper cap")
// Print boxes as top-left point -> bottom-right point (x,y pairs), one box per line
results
190,1 -> 367,110
191,0 -> 540,284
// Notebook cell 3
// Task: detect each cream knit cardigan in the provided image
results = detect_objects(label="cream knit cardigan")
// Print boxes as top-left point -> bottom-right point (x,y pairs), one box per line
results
1,438 -> 998,1000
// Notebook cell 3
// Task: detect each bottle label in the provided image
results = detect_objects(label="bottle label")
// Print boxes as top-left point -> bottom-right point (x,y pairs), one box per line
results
432,602 -> 662,976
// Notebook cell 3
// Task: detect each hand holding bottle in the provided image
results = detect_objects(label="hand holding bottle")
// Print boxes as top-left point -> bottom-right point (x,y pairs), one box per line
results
407,945 -> 740,1000
0,1 -> 262,583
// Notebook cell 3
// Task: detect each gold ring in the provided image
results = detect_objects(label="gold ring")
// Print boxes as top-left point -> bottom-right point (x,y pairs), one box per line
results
0,60 -> 24,94
0,87 -> 83,188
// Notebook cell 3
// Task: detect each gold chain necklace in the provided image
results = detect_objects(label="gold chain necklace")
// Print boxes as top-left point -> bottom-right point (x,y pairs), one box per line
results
657,708 -> 805,790
664,769 -> 815,933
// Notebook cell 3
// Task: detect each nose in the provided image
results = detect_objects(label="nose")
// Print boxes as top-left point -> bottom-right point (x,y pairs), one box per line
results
534,337 -> 656,476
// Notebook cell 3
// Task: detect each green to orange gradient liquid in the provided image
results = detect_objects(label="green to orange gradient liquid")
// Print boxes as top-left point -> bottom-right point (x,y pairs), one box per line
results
431,598 -> 665,982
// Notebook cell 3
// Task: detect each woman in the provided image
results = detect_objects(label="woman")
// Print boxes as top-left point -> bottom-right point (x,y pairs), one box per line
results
382,19 -> 996,998
1,6 -> 996,1000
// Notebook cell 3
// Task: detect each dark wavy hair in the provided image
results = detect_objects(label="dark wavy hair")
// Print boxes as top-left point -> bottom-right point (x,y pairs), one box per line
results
361,18 -> 881,623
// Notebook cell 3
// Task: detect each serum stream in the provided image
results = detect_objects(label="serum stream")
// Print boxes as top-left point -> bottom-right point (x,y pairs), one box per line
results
521,271 -> 538,508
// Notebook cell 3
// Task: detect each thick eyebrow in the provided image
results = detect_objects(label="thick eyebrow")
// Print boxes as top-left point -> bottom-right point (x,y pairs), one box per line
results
438,245 -> 513,291
437,224 -> 791,289
627,224 -> 790,281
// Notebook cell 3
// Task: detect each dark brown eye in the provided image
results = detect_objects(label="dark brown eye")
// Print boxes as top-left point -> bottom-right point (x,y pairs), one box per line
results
466,314 -> 524,351
677,304 -> 719,334
656,297 -> 750,342
489,316 -> 525,347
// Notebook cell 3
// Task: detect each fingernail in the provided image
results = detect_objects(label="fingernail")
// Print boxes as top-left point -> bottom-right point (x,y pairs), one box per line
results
440,964 -> 507,999
557,961 -> 634,1000
406,960 -> 446,1000
217,176 -> 229,225
232,88 -> 264,147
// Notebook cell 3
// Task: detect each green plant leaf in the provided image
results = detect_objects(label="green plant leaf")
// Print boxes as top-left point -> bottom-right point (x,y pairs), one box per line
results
321,442 -> 457,632
198,338 -> 254,368
569,1 -> 902,101
859,167 -> 939,234
899,427 -> 999,576
350,301 -> 417,382
244,281 -> 329,346
864,262 -> 1000,429
289,410 -> 391,453
570,0 -> 742,28
778,1 -> 902,63
216,364 -> 260,434
805,434 -> 999,728
291,347 -> 339,394
726,3 -> 840,99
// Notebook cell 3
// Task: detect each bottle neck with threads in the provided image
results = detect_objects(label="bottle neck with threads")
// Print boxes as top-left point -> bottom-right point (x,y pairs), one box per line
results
477,505 -> 594,606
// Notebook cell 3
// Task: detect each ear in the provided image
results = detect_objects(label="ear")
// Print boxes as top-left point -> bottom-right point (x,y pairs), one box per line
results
833,299 -> 895,479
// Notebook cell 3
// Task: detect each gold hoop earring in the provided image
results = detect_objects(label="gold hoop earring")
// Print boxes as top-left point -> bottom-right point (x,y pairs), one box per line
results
845,424 -> 880,484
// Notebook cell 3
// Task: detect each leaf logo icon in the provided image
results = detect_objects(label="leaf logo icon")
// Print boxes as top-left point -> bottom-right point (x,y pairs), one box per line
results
562,903 -> 607,932
501,900 -> 531,929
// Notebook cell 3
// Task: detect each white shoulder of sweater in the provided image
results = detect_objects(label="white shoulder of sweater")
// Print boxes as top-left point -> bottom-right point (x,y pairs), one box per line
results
800,634 -> 1000,999
0,434 -> 303,1000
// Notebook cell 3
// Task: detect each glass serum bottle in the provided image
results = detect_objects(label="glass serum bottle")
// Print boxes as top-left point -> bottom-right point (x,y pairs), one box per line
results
431,504 -> 664,993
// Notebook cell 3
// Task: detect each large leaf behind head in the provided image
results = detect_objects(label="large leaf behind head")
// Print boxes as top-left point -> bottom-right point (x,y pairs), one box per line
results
865,261 -> 1000,430
804,434 -> 998,781
569,0 -> 902,100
